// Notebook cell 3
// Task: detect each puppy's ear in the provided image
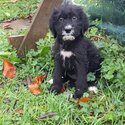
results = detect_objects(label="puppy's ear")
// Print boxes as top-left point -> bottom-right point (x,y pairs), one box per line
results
80,10 -> 89,33
49,8 -> 58,38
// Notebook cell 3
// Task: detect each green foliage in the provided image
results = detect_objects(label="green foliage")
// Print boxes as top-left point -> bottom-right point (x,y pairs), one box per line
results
0,1 -> 125,124
0,0 -> 41,21
0,29 -> 20,72
1,20 -> 125,125
18,32 -> 54,79
98,39 -> 125,85
80,0 -> 125,25
86,25 -> 125,87
87,72 -> 96,82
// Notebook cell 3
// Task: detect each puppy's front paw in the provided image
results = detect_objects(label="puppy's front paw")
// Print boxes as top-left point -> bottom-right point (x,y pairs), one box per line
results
49,85 -> 61,94
73,89 -> 83,99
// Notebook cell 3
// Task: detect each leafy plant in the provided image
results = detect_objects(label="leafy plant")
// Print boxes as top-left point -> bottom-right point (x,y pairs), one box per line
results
0,1 -> 125,124
86,25 -> 125,87
0,0 -> 40,21
0,29 -> 20,73
18,32 -> 54,79
98,39 -> 125,85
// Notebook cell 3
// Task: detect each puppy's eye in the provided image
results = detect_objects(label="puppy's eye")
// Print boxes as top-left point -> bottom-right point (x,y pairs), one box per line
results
72,16 -> 77,21
59,17 -> 64,22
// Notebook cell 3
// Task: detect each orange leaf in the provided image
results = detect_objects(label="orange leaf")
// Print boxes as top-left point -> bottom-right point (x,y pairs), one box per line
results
3,59 -> 16,79
33,76 -> 45,85
77,97 -> 91,104
28,84 -> 41,95
28,75 -> 44,95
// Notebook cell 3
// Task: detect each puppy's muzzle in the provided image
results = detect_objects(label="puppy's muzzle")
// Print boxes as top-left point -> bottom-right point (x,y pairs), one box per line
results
62,25 -> 75,41
65,25 -> 72,33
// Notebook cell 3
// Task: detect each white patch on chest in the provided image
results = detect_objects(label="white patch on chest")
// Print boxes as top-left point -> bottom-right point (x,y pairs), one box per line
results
60,50 -> 73,61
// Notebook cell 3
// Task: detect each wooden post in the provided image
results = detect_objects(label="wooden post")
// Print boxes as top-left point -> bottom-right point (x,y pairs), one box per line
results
17,0 -> 62,57
8,35 -> 24,49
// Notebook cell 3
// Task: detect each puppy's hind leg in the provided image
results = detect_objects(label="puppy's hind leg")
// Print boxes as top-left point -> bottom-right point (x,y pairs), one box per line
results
88,81 -> 98,94
88,69 -> 101,94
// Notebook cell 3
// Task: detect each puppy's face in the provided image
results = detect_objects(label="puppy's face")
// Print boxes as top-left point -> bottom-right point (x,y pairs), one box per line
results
49,4 -> 88,41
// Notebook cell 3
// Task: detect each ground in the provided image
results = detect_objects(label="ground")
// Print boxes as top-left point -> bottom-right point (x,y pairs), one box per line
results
0,0 -> 125,125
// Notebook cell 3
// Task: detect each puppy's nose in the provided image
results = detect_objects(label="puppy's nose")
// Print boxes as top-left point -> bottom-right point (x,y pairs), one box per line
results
65,29 -> 72,33
64,25 -> 72,33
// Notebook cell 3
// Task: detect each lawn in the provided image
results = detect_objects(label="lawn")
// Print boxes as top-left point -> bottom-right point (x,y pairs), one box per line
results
0,0 -> 125,125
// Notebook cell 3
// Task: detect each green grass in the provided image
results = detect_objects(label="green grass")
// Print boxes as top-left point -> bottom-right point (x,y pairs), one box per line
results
0,0 -> 41,21
0,0 -> 125,125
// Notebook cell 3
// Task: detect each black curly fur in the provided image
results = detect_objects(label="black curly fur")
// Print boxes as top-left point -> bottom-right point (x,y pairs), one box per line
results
49,4 -> 102,99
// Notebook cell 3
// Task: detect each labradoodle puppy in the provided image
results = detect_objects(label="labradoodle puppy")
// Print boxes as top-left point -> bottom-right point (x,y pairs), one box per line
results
49,4 -> 102,99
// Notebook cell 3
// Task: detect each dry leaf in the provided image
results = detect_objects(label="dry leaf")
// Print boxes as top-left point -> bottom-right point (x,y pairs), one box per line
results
3,59 -> 16,79
28,84 -> 41,95
79,97 -> 91,102
28,75 -> 45,95
77,97 -> 91,105
33,76 -> 45,85
69,96 -> 91,105
37,112 -> 57,120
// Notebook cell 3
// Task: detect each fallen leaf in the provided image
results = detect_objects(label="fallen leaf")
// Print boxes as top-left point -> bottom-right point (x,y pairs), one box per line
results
69,96 -> 91,105
15,108 -> 23,114
79,97 -> 91,102
77,97 -> 91,105
28,75 -> 45,95
3,59 -> 16,79
37,112 -> 57,120
28,84 -> 41,95
33,76 -> 45,85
